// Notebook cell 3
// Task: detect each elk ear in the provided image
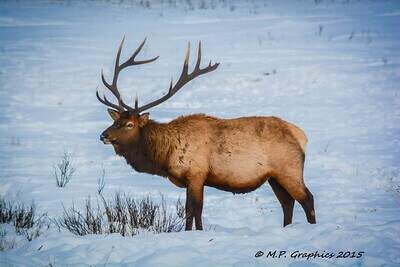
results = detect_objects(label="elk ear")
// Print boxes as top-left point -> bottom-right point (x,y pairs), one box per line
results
107,109 -> 120,121
138,113 -> 149,127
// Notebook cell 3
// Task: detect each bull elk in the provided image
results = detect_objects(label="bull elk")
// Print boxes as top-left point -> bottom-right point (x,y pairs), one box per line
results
97,37 -> 316,230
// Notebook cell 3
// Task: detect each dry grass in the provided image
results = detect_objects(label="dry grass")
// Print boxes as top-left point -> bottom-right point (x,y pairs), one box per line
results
58,191 -> 186,236
0,196 -> 48,250
53,150 -> 76,188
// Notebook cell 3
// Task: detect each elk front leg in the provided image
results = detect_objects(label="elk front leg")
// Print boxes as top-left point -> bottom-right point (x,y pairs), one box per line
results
194,185 -> 204,230
185,183 -> 204,231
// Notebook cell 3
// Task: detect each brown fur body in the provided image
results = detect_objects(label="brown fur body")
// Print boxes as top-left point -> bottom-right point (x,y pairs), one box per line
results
104,112 -> 316,230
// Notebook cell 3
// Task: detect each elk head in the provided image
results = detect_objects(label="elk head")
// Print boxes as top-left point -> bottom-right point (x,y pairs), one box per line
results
97,37 -> 219,152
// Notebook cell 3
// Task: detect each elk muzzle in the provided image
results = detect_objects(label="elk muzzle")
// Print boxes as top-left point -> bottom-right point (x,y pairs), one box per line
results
100,132 -> 112,144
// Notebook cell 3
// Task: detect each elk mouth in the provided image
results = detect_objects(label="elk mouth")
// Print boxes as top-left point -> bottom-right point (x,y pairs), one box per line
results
100,134 -> 116,145
102,138 -> 117,145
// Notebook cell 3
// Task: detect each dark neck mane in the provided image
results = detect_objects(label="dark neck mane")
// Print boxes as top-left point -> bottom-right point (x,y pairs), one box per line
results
118,120 -> 173,177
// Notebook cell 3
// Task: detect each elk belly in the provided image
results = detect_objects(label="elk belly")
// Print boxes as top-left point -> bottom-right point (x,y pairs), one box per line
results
206,152 -> 271,194
205,172 -> 269,194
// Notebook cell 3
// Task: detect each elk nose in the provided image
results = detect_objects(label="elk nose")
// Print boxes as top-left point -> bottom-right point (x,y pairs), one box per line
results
100,133 -> 108,141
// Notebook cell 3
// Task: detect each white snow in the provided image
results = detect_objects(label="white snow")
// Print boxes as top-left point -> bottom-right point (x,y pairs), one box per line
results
0,0 -> 399,266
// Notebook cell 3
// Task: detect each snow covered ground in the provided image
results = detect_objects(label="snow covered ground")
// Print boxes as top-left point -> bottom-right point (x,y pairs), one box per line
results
0,0 -> 399,265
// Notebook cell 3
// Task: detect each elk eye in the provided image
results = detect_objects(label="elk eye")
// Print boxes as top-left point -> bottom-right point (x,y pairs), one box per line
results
126,123 -> 134,128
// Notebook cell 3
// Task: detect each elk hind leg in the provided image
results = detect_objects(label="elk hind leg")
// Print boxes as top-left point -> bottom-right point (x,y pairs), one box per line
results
268,177 -> 295,227
299,187 -> 316,224
276,175 -> 316,225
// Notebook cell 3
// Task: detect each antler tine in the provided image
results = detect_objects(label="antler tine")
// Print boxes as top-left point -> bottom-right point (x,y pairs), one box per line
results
135,41 -> 219,114
195,41 -> 201,69
101,68 -> 122,107
96,87 -> 121,111
135,94 -> 139,109
182,42 -> 191,76
121,38 -> 159,68
98,37 -> 159,112
111,36 -> 125,88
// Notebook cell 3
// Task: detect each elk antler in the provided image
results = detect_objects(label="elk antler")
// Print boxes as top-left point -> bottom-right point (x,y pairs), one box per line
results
96,37 -> 159,112
134,41 -> 219,114
97,39 -> 219,115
